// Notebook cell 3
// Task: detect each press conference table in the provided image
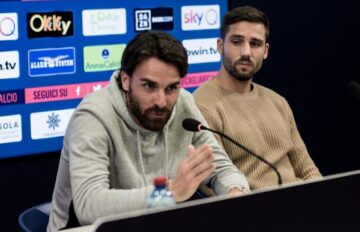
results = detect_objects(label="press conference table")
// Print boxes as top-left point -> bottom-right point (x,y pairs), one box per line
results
63,170 -> 360,232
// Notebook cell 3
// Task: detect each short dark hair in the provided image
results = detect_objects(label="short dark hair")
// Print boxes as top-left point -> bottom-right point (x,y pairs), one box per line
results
119,31 -> 188,83
221,6 -> 270,41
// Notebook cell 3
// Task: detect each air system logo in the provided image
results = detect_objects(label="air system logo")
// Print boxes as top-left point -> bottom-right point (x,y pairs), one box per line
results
0,13 -> 18,41
27,11 -> 73,38
181,5 -> 220,31
28,47 -> 76,77
0,114 -> 22,144
134,8 -> 173,31
83,44 -> 125,72
182,38 -> 220,64
82,8 -> 126,36
0,51 -> 20,79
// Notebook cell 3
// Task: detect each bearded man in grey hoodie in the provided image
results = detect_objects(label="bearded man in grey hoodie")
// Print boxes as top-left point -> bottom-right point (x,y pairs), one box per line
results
47,31 -> 249,232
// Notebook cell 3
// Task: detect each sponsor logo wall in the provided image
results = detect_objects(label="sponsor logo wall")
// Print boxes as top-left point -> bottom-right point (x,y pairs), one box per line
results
0,0 -> 226,158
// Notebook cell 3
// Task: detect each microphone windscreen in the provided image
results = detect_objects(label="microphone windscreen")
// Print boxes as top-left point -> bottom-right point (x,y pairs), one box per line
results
182,118 -> 202,132
348,81 -> 360,103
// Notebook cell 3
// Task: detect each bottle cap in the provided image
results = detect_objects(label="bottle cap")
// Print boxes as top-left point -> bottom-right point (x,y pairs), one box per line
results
153,176 -> 167,186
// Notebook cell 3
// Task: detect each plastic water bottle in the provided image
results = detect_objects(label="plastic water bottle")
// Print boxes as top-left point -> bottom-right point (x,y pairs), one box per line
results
147,176 -> 176,208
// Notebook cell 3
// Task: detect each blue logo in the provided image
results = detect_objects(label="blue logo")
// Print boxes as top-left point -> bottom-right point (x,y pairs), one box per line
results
46,112 -> 61,130
28,47 -> 76,77
102,49 -> 109,59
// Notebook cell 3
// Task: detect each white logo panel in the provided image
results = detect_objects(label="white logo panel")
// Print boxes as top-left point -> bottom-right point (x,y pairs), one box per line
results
30,109 -> 74,140
181,5 -> 220,31
0,51 -> 20,79
82,9 -> 127,36
0,114 -> 22,144
182,38 -> 220,64
0,13 -> 18,41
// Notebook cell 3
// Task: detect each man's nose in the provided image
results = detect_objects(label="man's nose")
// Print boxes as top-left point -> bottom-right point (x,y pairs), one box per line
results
240,42 -> 251,56
154,90 -> 167,108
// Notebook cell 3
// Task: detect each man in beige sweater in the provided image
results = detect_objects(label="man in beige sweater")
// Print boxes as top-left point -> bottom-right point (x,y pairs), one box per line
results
193,6 -> 322,190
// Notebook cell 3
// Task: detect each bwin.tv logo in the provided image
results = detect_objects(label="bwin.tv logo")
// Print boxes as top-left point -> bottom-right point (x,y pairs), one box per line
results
27,11 -> 73,38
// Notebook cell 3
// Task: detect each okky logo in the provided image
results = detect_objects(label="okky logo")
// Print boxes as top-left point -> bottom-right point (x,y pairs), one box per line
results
181,5 -> 220,31
27,12 -> 73,38
0,13 -> 18,41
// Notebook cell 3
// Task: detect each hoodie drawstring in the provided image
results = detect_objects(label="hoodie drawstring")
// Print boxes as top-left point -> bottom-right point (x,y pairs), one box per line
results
136,128 -> 169,187
136,130 -> 147,187
163,127 -> 169,179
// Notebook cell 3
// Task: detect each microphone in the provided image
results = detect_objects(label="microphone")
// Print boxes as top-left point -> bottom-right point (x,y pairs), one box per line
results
348,81 -> 360,103
182,118 -> 283,185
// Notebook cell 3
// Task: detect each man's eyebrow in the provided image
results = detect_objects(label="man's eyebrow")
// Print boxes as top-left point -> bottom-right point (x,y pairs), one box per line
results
139,78 -> 180,87
139,78 -> 156,84
230,34 -> 264,42
167,81 -> 180,86
229,34 -> 244,39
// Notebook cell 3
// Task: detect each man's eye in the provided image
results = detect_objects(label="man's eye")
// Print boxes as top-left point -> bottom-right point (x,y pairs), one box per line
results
251,41 -> 263,47
232,39 -> 242,45
166,85 -> 178,92
143,83 -> 155,89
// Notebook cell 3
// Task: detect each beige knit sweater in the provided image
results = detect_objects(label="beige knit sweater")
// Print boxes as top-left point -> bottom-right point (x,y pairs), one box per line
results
194,79 -> 322,190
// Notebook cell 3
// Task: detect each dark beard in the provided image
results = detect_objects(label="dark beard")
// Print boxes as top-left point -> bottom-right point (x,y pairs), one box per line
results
127,89 -> 172,131
223,55 -> 256,82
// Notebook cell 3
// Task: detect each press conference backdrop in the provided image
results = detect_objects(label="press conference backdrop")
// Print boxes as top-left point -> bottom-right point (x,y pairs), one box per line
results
0,0 -> 226,158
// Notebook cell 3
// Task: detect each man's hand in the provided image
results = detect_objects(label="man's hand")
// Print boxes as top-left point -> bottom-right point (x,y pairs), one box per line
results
228,186 -> 249,197
168,144 -> 215,202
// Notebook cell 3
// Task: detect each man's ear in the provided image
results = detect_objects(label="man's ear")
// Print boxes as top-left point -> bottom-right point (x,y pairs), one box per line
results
264,43 -> 270,59
217,38 -> 224,55
121,70 -> 130,92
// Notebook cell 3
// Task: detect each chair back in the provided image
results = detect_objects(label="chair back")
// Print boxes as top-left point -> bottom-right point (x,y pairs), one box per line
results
18,202 -> 51,232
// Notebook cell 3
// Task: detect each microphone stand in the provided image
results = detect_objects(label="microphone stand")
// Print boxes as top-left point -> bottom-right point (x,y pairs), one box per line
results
202,126 -> 283,185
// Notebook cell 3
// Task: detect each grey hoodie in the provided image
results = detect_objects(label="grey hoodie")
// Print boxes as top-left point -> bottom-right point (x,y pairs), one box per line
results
47,71 -> 249,232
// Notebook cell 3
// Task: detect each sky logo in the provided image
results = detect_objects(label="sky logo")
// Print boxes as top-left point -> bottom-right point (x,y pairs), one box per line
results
82,8 -> 126,36
28,47 -> 76,77
182,38 -> 220,64
0,114 -> 22,144
0,13 -> 18,41
30,108 -> 74,139
181,5 -> 220,31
